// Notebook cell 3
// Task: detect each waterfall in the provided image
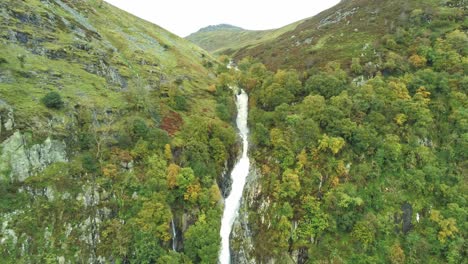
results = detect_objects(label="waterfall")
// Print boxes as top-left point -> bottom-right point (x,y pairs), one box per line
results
219,90 -> 250,264
171,218 -> 177,251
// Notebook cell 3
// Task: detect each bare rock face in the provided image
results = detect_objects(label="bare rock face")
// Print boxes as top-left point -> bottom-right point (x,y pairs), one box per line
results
0,100 -> 15,137
230,167 -> 261,264
0,131 -> 68,181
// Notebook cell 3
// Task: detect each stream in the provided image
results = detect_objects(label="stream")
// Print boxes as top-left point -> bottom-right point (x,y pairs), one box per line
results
219,89 -> 250,264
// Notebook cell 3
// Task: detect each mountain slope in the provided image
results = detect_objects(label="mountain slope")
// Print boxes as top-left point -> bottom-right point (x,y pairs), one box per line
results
223,0 -> 466,71
186,20 -> 304,55
208,0 -> 467,263
0,0 -> 237,263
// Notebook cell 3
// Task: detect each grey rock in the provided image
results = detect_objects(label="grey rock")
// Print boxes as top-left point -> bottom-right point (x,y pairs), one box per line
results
318,7 -> 359,29
352,76 -> 366,87
84,59 -> 127,88
231,167 -> 261,264
0,99 -> 14,134
0,132 -> 68,181
4,118 -> 13,131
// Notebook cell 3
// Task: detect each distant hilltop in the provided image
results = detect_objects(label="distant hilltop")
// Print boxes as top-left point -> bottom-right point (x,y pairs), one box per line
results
196,24 -> 244,33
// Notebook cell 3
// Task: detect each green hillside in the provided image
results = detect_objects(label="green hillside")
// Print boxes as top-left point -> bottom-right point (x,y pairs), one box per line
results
186,21 -> 304,55
1,0 -> 466,263
0,0 -> 237,263
202,0 -> 466,73
207,0 -> 467,263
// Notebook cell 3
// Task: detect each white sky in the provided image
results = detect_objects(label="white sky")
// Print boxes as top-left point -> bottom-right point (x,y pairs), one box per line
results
104,0 -> 341,37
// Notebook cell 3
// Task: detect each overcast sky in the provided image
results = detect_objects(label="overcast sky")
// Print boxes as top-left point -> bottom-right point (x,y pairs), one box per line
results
104,0 -> 341,37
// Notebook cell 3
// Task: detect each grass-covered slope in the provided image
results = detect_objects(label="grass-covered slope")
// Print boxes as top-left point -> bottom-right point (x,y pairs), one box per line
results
0,0 -> 238,263
231,0 -> 467,71
0,0 -> 219,125
186,21 -> 304,56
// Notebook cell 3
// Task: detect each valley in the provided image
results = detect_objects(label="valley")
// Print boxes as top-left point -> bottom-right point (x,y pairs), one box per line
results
0,0 -> 466,263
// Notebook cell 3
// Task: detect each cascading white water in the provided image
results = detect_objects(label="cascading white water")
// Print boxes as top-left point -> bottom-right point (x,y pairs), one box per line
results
219,89 -> 250,264
171,218 -> 177,251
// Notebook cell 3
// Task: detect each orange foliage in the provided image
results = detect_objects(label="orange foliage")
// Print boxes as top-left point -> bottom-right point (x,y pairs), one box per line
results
161,111 -> 183,136
184,183 -> 202,203
102,164 -> 118,178
409,54 -> 427,68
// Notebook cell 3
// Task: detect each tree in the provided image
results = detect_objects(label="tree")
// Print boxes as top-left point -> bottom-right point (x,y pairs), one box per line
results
409,54 -> 427,68
146,154 -> 168,190
389,243 -> 405,264
351,58 -> 363,75
184,211 -> 221,263
132,118 -> 149,139
296,196 -> 329,245
167,163 -> 180,188
259,83 -> 294,110
305,71 -> 348,98
41,91 -> 64,109
318,134 -> 346,155
352,220 -> 375,249
134,200 -> 172,242
446,30 -> 468,55
273,69 -> 303,96
99,219 -> 131,259
279,169 -> 301,199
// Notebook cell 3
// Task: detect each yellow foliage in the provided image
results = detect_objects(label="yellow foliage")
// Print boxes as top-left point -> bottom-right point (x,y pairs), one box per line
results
167,163 -> 180,188
331,176 -> 340,187
336,160 -> 347,177
184,183 -> 202,203
164,144 -> 173,161
409,54 -> 427,68
429,210 -> 459,243
438,218 -> 458,243
207,84 -> 217,93
318,134 -> 330,151
394,113 -> 407,126
389,243 -> 405,264
270,128 -> 285,147
209,184 -> 222,205
329,137 -> 346,155
415,86 -> 431,104
297,149 -> 308,168
102,164 -> 118,178
262,164 -> 271,174
430,209 -> 441,222
389,81 -> 411,100
318,135 -> 345,154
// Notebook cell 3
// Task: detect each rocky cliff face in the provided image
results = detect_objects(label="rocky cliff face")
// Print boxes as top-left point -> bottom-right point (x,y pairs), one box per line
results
230,165 -> 299,264
0,100 -> 14,136
230,167 -> 259,264
1,131 -> 67,181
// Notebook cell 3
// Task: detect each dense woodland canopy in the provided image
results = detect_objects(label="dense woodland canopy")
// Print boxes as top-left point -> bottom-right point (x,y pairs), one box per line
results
225,2 -> 467,262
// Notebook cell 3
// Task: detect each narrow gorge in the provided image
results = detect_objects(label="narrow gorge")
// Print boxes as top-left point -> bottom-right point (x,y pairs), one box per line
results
219,89 -> 250,264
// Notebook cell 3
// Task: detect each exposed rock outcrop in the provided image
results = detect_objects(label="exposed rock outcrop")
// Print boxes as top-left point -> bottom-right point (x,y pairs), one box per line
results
0,100 -> 14,138
231,166 -> 261,264
0,131 -> 67,181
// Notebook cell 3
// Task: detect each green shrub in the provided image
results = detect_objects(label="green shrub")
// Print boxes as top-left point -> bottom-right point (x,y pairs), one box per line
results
82,153 -> 98,173
132,118 -> 149,139
173,95 -> 188,111
41,91 -> 64,109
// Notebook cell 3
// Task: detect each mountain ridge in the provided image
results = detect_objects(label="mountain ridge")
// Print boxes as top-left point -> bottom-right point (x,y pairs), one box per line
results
194,24 -> 244,33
